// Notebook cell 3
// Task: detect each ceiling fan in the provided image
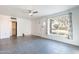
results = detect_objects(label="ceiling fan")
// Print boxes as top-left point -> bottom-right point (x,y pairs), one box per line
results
24,9 -> 38,16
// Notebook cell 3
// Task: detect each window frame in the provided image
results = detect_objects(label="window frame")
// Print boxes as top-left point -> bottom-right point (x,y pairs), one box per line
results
47,13 -> 73,39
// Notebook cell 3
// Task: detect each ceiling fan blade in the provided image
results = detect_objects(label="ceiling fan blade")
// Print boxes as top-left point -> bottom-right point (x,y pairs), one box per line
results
33,11 -> 38,13
28,10 -> 32,13
23,10 -> 31,13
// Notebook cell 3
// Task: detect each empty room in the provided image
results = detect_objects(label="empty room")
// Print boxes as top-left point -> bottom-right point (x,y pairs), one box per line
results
0,5 -> 79,54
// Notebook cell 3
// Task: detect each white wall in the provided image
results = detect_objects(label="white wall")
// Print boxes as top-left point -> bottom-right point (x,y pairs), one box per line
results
0,15 -> 11,39
31,6 -> 79,46
17,18 -> 31,36
31,19 -> 40,36
0,15 -> 31,39
32,18 -> 47,38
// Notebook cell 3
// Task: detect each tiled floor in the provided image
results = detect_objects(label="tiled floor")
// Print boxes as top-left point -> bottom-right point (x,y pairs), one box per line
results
0,36 -> 79,54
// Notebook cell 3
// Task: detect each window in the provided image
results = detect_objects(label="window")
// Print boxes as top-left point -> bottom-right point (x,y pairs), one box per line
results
48,13 -> 72,39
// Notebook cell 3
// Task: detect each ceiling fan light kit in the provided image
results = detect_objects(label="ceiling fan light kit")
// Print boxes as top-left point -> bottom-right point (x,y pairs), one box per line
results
29,12 -> 33,16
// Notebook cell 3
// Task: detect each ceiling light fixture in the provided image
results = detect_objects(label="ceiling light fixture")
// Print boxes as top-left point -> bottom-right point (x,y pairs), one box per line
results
24,9 -> 38,16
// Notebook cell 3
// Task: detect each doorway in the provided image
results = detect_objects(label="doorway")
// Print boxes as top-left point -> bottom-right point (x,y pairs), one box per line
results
12,21 -> 17,38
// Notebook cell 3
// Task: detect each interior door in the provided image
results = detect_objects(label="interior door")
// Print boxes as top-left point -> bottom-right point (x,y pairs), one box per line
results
12,21 -> 17,37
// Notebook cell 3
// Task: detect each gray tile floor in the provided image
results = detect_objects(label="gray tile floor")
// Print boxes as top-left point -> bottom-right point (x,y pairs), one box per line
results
0,36 -> 79,54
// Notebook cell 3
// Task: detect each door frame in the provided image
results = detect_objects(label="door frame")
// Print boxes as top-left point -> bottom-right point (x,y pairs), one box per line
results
11,21 -> 17,37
